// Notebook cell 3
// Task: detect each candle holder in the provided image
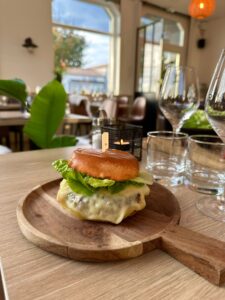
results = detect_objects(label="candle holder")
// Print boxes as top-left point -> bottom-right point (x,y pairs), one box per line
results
101,123 -> 143,160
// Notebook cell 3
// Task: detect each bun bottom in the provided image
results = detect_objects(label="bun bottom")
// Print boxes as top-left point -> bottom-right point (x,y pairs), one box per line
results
57,180 -> 150,224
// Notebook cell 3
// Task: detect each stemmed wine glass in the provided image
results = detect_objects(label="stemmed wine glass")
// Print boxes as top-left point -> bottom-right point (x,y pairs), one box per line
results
205,49 -> 225,142
196,49 -> 225,222
159,66 -> 200,133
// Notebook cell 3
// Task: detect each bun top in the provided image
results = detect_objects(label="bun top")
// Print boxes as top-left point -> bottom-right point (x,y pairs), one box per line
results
69,148 -> 139,181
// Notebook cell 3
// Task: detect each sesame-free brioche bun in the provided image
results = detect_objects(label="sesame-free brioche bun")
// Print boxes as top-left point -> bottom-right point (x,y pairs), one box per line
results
68,148 -> 139,181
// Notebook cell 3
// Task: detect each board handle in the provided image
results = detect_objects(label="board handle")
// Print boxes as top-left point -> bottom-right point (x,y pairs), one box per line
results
160,225 -> 225,285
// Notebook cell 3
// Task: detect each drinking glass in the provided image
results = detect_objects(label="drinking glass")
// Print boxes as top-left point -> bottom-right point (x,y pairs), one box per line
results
159,66 -> 200,133
146,131 -> 188,186
186,135 -> 225,195
196,49 -> 225,222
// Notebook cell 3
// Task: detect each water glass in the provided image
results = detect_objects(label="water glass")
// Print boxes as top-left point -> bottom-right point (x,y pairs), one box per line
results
146,131 -> 188,186
186,135 -> 225,195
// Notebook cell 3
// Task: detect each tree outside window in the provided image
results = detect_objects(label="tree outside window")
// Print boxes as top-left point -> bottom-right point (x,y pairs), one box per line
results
52,0 -> 119,95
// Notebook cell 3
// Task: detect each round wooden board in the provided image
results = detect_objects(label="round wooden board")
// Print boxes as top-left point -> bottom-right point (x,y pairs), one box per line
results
17,179 -> 180,262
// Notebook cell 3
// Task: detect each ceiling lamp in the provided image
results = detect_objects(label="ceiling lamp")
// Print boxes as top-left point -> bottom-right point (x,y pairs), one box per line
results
189,0 -> 216,19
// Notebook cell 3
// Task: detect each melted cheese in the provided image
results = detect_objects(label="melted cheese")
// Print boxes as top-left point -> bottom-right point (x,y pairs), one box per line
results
57,179 -> 150,224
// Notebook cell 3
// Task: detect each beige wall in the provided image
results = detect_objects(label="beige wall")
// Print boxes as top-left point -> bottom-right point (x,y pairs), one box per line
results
119,0 -> 141,96
187,17 -> 225,86
0,0 -> 54,91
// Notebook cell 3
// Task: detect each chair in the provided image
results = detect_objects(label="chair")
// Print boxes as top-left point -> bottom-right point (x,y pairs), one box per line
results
119,96 -> 146,125
101,98 -> 117,119
115,96 -> 130,119
130,97 -> 146,121
65,96 -> 92,136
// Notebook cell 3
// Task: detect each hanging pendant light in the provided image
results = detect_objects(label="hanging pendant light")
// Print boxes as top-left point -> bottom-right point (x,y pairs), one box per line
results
189,0 -> 216,19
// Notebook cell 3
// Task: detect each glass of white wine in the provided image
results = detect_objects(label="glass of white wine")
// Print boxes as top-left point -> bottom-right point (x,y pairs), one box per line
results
159,66 -> 200,133
196,49 -> 225,222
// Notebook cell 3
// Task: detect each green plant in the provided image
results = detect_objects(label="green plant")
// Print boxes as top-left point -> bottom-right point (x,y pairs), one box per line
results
182,109 -> 212,129
0,79 -> 27,108
0,79 -> 77,149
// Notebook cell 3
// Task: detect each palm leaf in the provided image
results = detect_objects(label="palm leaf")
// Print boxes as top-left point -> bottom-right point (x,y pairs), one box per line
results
24,80 -> 68,148
0,79 -> 27,105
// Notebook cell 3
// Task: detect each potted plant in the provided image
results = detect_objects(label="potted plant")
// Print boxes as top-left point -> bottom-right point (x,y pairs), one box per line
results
0,79 -> 77,149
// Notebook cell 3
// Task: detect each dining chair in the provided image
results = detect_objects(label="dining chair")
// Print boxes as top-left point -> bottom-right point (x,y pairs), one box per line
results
118,96 -> 146,125
65,96 -> 91,136
101,98 -> 117,119
115,95 -> 130,119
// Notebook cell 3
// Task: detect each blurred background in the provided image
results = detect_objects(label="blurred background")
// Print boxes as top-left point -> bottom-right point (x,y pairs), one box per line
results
0,0 -> 223,152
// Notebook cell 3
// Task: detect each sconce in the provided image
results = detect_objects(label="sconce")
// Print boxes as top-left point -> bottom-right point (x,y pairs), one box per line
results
22,37 -> 38,53
197,22 -> 206,49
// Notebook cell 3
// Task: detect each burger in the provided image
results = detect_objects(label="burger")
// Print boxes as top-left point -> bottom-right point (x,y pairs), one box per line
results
52,148 -> 153,224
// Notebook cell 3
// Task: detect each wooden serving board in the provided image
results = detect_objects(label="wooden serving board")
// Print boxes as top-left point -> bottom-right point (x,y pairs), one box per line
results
17,179 -> 225,286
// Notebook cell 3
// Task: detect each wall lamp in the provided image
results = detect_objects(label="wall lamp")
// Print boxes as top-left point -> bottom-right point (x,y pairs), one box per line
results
22,37 -> 38,53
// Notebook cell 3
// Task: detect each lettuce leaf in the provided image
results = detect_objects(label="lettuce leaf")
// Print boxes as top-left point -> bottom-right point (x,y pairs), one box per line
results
52,159 -> 152,196
84,176 -> 115,188
52,159 -> 94,196
67,178 -> 93,196
108,180 -> 147,194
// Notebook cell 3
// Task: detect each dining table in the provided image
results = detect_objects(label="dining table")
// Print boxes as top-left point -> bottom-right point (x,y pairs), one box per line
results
1,145 -> 225,299
0,103 -> 21,111
0,111 -> 92,127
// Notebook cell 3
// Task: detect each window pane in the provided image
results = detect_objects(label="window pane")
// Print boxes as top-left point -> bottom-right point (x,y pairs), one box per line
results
163,20 -> 184,46
52,0 -> 111,33
161,51 -> 180,80
136,22 -> 162,96
142,16 -> 184,47
53,27 -> 110,94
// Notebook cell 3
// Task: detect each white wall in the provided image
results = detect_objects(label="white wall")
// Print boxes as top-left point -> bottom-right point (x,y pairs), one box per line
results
187,17 -> 225,85
0,0 -> 54,92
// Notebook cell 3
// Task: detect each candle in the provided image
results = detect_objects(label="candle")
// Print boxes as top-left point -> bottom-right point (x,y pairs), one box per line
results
113,139 -> 130,151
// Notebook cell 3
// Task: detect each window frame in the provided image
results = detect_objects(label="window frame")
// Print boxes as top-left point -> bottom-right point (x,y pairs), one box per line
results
141,5 -> 190,66
52,0 -> 120,94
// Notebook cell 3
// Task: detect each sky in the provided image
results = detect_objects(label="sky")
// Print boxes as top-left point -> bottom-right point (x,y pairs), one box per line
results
52,0 -> 111,68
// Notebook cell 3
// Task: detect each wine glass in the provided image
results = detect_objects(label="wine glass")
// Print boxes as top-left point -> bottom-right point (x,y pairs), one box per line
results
205,49 -> 225,142
159,66 -> 200,133
196,49 -> 225,222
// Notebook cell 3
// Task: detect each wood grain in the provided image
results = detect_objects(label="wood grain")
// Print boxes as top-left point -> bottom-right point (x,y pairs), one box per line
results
17,180 -> 179,261
1,147 -> 225,299
17,179 -> 225,285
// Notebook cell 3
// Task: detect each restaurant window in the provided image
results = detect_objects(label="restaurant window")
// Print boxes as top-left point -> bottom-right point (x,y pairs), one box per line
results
52,0 -> 120,94
136,9 -> 189,97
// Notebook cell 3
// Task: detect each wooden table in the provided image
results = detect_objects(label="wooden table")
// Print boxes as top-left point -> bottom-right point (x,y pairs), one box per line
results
64,113 -> 91,124
0,111 -> 29,126
0,103 -> 21,111
0,111 -> 92,127
1,147 -> 225,299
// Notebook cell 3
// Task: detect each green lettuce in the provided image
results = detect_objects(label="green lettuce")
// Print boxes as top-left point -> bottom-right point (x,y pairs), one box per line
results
52,159 -> 153,196
84,176 -> 115,188
52,159 -> 94,196
183,110 -> 212,129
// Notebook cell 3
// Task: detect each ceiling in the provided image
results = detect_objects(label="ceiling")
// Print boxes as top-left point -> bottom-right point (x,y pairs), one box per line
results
145,0 -> 225,20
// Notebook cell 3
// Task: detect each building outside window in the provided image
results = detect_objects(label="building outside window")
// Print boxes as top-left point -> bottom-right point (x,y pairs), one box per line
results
52,0 -> 120,95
